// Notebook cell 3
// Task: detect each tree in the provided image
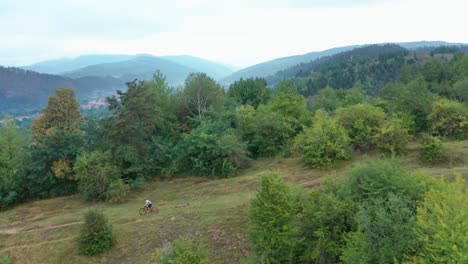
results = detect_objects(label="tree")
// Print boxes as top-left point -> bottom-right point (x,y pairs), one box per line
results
74,150 -> 121,201
0,115 -> 26,182
249,174 -> 296,263
103,79 -> 161,179
411,176 -> 467,263
427,98 -> 467,139
342,194 -> 417,264
294,110 -> 350,168
419,135 -> 443,163
227,77 -> 270,108
373,117 -> 411,155
336,104 -> 385,150
79,209 -> 116,255
32,88 -> 82,143
183,73 -> 223,119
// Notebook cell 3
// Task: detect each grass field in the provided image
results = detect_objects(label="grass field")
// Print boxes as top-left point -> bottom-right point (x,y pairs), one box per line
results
1,140 -> 467,263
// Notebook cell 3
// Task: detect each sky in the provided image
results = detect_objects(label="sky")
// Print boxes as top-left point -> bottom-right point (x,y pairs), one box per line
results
0,0 -> 467,68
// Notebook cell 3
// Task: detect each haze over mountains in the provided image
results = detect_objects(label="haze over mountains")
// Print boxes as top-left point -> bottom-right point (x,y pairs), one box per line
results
1,41 -> 467,115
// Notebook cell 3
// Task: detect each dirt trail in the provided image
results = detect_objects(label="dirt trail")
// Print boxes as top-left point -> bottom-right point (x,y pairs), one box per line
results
0,236 -> 78,252
0,221 -> 84,235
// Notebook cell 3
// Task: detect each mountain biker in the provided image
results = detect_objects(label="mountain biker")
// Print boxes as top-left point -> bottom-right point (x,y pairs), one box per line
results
145,199 -> 153,209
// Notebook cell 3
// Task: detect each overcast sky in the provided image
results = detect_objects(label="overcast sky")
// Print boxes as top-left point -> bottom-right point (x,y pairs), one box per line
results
0,0 -> 466,68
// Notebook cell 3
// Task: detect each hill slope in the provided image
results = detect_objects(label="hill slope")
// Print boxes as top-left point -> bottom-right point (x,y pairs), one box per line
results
219,46 -> 359,84
220,41 -> 468,85
22,54 -> 235,82
0,140 -> 466,263
0,66 -> 122,114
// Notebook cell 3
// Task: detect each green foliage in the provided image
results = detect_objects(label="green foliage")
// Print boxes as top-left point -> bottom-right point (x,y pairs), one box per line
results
157,240 -> 209,264
270,80 -> 311,133
0,254 -> 10,264
411,175 -> 468,263
103,79 -> 161,179
427,98 -> 467,139
249,174 -> 296,263
227,77 -> 271,108
183,72 -> 223,119
0,115 -> 27,183
381,78 -> 436,132
74,150 -> 122,201
300,178 -> 356,263
419,135 -> 443,163
342,193 -> 417,264
179,120 -> 248,178
336,103 -> 385,149
78,209 -> 116,256
24,129 -> 82,198
373,117 -> 411,155
105,179 -> 130,203
450,78 -> 468,102
241,105 -> 295,157
344,159 -> 431,205
294,111 -> 350,168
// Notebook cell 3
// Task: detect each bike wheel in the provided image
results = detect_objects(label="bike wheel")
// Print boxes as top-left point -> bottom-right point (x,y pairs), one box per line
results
153,207 -> 159,213
139,208 -> 147,216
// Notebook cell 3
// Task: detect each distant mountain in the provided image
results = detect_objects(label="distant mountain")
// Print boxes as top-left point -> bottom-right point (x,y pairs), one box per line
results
0,66 -> 122,115
22,54 -> 236,84
21,54 -> 135,75
161,55 -> 236,79
62,56 -> 196,85
220,41 -> 468,85
219,46 -> 359,84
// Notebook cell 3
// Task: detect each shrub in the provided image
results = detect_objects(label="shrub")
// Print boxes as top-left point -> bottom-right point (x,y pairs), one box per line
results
74,150 -> 121,201
249,174 -> 296,263
0,254 -> 10,264
411,175 -> 467,263
294,111 -> 351,168
300,178 -> 356,263
180,127 -> 248,178
336,103 -> 385,150
419,135 -> 443,163
427,98 -> 467,139
373,117 -> 410,155
341,194 -> 417,264
78,209 -> 116,256
157,239 -> 209,264
344,159 -> 431,205
105,179 -> 130,203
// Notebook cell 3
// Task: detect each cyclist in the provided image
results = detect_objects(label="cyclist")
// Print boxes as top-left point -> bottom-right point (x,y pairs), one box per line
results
145,199 -> 153,210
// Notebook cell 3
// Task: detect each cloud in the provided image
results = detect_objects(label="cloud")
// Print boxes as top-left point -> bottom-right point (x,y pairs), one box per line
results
0,0 -> 467,67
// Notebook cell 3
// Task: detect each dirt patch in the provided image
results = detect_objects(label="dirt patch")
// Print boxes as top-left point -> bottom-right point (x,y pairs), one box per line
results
0,227 -> 20,234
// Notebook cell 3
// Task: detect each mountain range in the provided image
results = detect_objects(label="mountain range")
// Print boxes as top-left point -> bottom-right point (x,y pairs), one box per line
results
1,40 -> 466,115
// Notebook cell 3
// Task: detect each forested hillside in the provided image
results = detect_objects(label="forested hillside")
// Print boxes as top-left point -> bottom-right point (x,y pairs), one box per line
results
0,66 -> 122,114
1,44 -> 467,263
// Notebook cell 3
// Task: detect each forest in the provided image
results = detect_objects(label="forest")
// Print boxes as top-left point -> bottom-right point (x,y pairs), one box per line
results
0,45 -> 467,263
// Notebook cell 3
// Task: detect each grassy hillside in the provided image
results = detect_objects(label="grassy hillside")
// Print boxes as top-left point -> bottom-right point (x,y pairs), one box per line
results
1,140 -> 466,263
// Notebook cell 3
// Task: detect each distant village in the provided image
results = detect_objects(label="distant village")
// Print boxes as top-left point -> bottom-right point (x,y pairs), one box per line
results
2,98 -> 108,123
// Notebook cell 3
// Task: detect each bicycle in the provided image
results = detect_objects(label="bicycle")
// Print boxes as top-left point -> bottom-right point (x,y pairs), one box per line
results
139,205 -> 158,215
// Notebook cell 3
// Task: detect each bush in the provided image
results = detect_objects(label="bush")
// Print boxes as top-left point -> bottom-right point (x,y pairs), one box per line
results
341,194 -> 417,264
105,179 -> 130,203
179,119 -> 249,178
344,159 -> 431,205
427,98 -> 467,139
249,174 -> 297,263
0,254 -> 10,264
74,150 -> 121,201
157,239 -> 209,264
300,178 -> 356,263
78,209 -> 116,256
420,135 -> 443,163
336,103 -> 386,150
294,111 -> 351,168
411,175 -> 467,263
373,117 -> 410,155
